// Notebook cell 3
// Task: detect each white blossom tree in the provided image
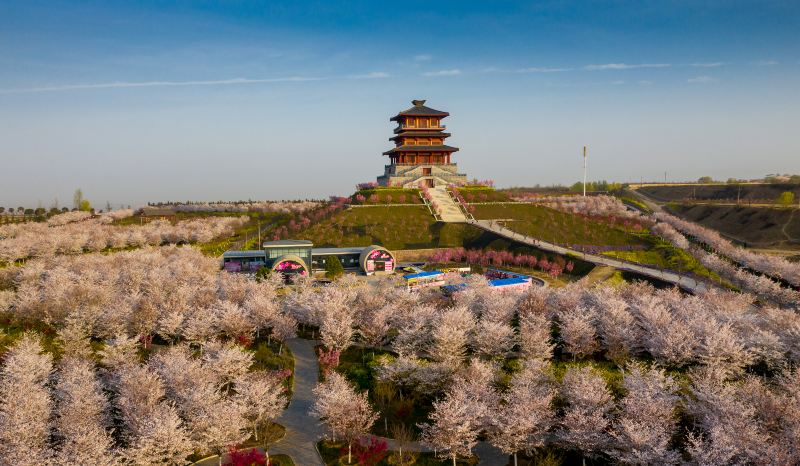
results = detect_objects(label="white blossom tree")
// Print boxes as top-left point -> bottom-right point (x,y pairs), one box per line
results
419,383 -> 486,466
488,360 -> 555,466
234,371 -> 287,454
609,363 -> 680,465
311,372 -> 378,464
559,307 -> 599,360
53,357 -> 117,465
558,366 -> 613,466
0,334 -> 54,465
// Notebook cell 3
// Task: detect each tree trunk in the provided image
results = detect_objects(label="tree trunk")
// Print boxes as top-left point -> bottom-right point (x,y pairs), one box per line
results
254,421 -> 259,441
452,454 -> 456,466
348,442 -> 352,464
266,449 -> 270,466
582,456 -> 586,466
514,452 -> 518,466
279,344 -> 283,355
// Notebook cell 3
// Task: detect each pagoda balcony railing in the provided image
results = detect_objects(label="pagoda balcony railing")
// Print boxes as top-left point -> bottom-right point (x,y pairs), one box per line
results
387,163 -> 459,167
399,125 -> 446,130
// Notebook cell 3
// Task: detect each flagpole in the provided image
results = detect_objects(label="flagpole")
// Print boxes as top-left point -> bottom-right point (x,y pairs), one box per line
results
582,145 -> 588,197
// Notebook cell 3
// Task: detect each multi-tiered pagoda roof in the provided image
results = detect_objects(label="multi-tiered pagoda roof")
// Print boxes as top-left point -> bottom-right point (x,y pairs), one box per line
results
382,100 -> 459,163
376,99 -> 467,188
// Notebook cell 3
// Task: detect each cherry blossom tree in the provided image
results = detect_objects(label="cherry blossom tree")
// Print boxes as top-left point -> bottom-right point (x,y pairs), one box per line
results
311,372 -> 378,464
488,360 -> 555,466
234,371 -> 287,450
518,310 -> 554,360
0,334 -> 54,465
121,404 -> 195,466
428,306 -> 475,366
53,357 -> 117,465
558,366 -> 613,466
558,307 -> 599,360
419,383 -> 486,466
609,363 -> 680,465
473,319 -> 515,360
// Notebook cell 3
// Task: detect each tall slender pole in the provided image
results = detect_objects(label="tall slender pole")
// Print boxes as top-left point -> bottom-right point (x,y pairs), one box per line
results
582,146 -> 588,197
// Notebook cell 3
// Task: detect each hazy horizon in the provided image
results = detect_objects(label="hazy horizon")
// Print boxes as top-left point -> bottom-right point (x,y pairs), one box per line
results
1,0 -> 799,207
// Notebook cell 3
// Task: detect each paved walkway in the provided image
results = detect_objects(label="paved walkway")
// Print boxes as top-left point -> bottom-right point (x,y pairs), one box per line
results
267,338 -> 508,466
271,338 -> 325,466
469,219 -> 711,294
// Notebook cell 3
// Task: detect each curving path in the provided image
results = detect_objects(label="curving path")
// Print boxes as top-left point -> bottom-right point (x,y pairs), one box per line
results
468,218 -> 711,294
271,338 -> 507,466
271,338 -> 325,466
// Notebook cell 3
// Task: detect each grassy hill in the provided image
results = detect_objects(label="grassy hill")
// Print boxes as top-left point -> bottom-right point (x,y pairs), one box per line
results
295,206 -> 482,250
669,204 -> 800,249
638,183 -> 800,203
471,203 -> 649,248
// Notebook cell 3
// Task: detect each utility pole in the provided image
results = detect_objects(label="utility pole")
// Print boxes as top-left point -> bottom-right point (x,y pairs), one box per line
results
582,145 -> 588,197
664,171 -> 667,183
258,222 -> 261,246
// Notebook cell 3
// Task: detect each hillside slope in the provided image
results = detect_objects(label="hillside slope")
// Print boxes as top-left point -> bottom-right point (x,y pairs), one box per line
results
639,183 -> 800,203
669,204 -> 800,249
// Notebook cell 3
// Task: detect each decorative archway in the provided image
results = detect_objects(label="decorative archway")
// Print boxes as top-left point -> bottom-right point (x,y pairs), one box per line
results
271,254 -> 308,277
359,245 -> 395,275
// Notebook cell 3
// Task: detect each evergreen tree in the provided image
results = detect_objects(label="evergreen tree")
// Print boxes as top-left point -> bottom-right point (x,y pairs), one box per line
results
324,255 -> 345,279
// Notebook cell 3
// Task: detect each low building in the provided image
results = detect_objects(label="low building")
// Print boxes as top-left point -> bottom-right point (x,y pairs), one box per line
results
403,270 -> 446,290
441,268 -> 534,294
222,241 -> 395,276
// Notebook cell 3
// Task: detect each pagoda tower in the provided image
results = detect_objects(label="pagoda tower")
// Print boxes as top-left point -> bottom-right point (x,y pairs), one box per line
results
377,99 -> 467,187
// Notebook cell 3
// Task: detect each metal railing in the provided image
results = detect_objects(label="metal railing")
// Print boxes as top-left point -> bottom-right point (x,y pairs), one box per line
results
447,189 -> 475,221
468,219 -> 711,293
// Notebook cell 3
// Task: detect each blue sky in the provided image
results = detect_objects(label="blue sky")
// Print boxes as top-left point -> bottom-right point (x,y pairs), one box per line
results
1,0 -> 798,207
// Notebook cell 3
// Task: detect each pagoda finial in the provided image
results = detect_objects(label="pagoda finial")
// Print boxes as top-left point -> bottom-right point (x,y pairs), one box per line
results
412,99 -> 426,107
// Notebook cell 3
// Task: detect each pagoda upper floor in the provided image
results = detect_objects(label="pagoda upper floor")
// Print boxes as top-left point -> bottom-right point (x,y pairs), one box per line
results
384,100 -> 459,164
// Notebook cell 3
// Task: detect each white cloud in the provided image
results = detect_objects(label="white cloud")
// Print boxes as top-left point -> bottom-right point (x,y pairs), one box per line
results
421,69 -> 461,77
687,75 -> 717,83
689,62 -> 724,67
350,71 -> 390,79
752,60 -> 779,66
611,80 -> 626,85
515,67 -> 572,73
0,76 -> 326,94
414,54 -> 433,61
584,63 -> 671,70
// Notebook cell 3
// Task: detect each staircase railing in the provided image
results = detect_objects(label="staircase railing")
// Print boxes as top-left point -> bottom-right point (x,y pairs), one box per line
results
419,191 -> 442,222
447,189 -> 475,221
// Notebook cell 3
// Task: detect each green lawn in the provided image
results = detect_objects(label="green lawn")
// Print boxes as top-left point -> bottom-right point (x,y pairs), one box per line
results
454,186 -> 511,203
472,204 -> 649,248
351,188 -> 423,205
602,239 -> 723,282
295,206 -> 485,250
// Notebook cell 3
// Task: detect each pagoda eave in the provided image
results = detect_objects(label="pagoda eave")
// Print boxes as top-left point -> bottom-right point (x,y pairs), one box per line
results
382,145 -> 460,155
390,131 -> 451,141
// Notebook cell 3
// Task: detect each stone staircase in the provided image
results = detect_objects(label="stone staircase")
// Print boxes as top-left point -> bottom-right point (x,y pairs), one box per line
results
428,186 -> 467,223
